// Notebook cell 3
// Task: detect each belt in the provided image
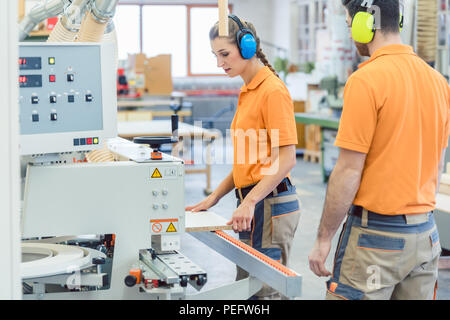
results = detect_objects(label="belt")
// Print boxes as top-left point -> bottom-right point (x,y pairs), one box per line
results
235,178 -> 291,200
350,205 -> 430,225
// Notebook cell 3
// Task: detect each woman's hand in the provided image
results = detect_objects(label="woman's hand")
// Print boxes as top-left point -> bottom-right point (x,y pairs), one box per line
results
226,201 -> 255,233
185,193 -> 219,212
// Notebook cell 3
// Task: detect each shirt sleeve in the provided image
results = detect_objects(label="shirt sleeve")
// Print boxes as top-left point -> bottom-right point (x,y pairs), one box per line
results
335,75 -> 377,154
261,88 -> 298,148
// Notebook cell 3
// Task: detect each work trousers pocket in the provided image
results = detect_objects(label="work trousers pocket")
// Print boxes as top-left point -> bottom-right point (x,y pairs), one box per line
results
264,193 -> 301,245
346,228 -> 406,288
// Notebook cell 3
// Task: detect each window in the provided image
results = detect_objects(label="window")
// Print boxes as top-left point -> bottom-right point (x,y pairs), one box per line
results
113,5 -> 140,61
115,3 -> 232,77
189,6 -> 224,75
142,5 -> 187,77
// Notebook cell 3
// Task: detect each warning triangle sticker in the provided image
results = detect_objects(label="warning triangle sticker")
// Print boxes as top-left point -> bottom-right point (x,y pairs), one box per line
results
151,168 -> 162,178
166,223 -> 177,233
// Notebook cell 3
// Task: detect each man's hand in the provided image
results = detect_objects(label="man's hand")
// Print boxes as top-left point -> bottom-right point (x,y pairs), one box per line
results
227,201 -> 255,233
308,238 -> 332,277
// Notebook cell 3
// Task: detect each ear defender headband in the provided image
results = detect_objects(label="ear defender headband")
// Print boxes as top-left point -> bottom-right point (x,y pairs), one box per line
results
228,14 -> 257,59
351,0 -> 404,44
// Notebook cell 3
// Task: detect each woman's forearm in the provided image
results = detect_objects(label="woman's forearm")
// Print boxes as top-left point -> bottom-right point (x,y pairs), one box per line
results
241,145 -> 296,206
211,170 -> 235,201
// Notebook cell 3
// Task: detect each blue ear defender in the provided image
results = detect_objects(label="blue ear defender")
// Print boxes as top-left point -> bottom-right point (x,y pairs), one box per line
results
228,14 -> 257,59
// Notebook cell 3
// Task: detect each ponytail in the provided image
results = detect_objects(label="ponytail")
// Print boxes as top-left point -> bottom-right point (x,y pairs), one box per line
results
256,48 -> 279,78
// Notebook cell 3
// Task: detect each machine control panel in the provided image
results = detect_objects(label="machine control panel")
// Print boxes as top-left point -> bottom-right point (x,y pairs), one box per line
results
19,43 -> 117,155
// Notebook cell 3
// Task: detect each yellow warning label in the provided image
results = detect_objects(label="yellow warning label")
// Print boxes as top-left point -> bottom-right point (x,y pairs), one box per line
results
166,222 -> 177,233
151,168 -> 162,178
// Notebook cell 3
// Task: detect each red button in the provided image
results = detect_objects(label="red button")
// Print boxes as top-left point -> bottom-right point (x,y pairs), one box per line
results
86,138 -> 93,145
49,75 -> 56,82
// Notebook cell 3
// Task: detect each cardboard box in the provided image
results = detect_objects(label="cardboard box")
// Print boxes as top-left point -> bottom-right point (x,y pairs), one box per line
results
144,54 -> 173,96
294,100 -> 306,149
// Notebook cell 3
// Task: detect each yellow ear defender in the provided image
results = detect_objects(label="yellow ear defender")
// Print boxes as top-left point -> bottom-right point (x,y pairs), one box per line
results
351,0 -> 404,44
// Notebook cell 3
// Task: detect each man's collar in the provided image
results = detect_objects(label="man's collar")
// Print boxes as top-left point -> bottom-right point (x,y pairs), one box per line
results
358,44 -> 415,69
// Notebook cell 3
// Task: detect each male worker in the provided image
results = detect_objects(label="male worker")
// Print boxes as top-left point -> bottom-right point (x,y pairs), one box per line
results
308,0 -> 450,300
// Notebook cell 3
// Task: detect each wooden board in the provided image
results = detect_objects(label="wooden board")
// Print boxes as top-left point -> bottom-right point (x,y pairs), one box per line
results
185,211 -> 232,232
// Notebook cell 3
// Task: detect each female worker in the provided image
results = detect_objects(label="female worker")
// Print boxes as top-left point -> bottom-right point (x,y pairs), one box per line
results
185,15 -> 301,300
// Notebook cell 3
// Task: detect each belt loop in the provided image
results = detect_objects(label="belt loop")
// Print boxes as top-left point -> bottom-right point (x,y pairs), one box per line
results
238,188 -> 244,202
361,209 -> 369,228
272,187 -> 278,197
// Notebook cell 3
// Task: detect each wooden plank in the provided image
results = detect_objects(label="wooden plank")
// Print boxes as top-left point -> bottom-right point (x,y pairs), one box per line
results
185,211 -> 232,232
218,0 -> 229,36
439,184 -> 450,196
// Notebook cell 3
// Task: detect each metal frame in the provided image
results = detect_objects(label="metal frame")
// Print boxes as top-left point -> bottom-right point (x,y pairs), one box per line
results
190,231 -> 302,299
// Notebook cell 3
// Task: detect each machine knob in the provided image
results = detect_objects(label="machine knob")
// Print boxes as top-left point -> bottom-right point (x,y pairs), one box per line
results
153,204 -> 159,210
162,203 -> 168,209
124,275 -> 137,287
197,274 -> 207,286
162,189 -> 168,196
152,190 -> 159,196
180,276 -> 188,288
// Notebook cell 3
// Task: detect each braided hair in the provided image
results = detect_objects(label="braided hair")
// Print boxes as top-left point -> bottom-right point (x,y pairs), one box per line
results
209,17 -> 279,78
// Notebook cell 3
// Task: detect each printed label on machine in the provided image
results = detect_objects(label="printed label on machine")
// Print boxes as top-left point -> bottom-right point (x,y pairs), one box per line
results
150,219 -> 178,234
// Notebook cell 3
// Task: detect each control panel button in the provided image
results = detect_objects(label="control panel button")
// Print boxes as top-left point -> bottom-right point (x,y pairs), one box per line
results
50,113 -> 57,121
86,138 -> 93,145
152,204 -> 159,210
68,95 -> 75,103
85,94 -> 93,102
48,57 -> 55,65
162,189 -> 168,196
32,114 -> 39,122
50,95 -> 57,103
74,138 -> 80,146
80,138 -> 86,145
49,75 -> 56,82
31,96 -> 39,104
67,74 -> 74,82
162,203 -> 168,209
152,190 -> 159,196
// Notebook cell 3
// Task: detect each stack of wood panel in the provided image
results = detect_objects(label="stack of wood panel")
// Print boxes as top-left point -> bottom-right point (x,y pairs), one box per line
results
416,0 -> 438,63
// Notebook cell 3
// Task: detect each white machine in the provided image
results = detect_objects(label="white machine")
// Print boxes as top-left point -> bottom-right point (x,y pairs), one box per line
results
19,42 -> 302,300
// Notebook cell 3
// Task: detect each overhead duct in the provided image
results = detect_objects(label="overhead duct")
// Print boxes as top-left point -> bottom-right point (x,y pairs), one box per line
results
76,0 -> 119,42
18,0 -> 70,41
47,0 -> 90,42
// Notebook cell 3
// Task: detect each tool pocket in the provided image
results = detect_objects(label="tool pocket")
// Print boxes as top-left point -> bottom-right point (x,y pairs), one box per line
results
266,193 -> 301,245
429,228 -> 442,260
349,230 -> 406,286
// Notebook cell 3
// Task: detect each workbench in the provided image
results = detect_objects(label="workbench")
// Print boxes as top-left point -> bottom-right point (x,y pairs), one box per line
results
118,120 -> 220,195
295,113 -> 341,182
117,93 -> 192,122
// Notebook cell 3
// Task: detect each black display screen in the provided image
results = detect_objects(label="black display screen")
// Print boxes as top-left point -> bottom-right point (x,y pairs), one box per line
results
19,57 -> 42,70
19,75 -> 42,88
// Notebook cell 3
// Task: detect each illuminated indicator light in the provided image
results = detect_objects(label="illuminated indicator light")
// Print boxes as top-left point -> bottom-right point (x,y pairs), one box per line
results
48,57 -> 55,65
49,75 -> 56,82
86,138 -> 93,145
93,138 -> 99,144
19,76 -> 27,83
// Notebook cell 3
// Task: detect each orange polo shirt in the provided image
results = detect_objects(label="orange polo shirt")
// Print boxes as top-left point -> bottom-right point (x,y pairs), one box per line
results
335,44 -> 450,215
231,66 -> 298,189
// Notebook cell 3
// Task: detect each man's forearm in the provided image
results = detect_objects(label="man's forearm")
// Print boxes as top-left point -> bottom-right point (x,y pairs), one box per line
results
317,166 -> 363,241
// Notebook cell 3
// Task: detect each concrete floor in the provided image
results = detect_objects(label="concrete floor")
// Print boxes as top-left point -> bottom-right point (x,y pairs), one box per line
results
181,153 -> 450,300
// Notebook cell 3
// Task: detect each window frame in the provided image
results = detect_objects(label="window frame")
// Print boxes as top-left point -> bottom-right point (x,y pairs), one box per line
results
116,2 -> 233,77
